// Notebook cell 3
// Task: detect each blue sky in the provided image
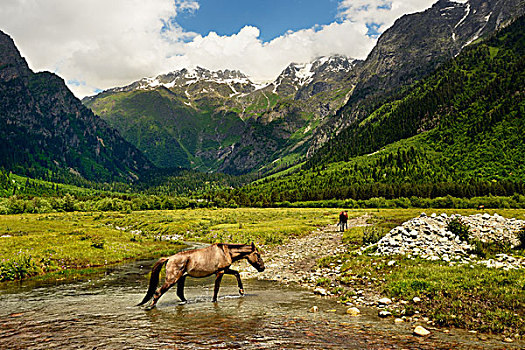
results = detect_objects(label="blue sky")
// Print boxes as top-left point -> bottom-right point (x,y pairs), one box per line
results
0,0 -> 437,97
176,0 -> 341,42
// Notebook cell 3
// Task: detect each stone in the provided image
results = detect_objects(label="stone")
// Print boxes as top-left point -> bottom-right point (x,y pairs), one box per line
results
310,306 -> 319,313
314,287 -> 328,296
387,260 -> 396,266
378,310 -> 392,318
413,297 -> 421,303
413,326 -> 431,336
346,307 -> 361,316
378,297 -> 392,305
394,318 -> 404,324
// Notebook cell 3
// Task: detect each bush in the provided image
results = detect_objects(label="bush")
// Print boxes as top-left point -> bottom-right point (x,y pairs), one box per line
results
362,227 -> 385,245
469,239 -> 511,258
0,254 -> 41,281
447,218 -> 470,242
90,236 -> 105,249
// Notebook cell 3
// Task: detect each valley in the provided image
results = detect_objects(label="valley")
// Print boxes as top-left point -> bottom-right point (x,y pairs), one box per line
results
1,0 -> 525,346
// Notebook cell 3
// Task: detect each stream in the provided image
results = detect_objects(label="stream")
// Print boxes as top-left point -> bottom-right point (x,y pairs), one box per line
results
0,258 -> 519,349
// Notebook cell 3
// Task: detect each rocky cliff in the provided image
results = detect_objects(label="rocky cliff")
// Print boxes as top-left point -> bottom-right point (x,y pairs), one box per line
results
0,30 -> 152,182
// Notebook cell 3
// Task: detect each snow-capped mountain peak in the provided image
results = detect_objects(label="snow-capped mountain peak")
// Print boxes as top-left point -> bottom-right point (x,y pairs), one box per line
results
271,55 -> 356,96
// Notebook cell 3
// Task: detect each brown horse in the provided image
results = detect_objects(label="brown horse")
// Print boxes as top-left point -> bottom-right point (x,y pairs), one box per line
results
137,242 -> 265,308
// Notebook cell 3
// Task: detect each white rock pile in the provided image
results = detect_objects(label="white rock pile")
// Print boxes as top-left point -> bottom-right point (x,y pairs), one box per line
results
370,213 -> 525,269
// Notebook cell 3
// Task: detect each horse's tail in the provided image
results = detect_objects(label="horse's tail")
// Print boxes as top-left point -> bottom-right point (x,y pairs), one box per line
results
136,257 -> 169,306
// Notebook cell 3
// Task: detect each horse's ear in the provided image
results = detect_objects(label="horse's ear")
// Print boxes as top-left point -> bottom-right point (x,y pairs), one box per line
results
251,242 -> 255,251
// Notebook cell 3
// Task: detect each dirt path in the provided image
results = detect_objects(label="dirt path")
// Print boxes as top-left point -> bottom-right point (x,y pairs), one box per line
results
239,215 -> 370,290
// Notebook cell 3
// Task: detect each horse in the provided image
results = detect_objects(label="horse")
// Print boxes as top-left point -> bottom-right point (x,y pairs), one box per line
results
137,242 -> 265,308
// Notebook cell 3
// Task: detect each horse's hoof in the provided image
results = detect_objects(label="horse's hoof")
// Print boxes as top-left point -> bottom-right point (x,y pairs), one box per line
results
144,304 -> 156,310
239,289 -> 245,296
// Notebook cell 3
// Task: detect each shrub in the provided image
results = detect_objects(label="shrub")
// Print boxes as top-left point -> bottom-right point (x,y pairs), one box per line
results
469,239 -> 511,258
362,227 -> 385,246
90,236 -> 105,249
447,218 -> 470,242
0,254 -> 41,281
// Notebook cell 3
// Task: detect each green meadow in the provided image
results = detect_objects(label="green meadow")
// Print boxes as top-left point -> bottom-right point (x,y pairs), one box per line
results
0,208 -> 336,282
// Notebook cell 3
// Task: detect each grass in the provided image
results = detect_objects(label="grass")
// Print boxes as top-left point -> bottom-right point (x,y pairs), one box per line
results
0,208 -> 335,282
331,208 -> 525,336
0,212 -> 185,282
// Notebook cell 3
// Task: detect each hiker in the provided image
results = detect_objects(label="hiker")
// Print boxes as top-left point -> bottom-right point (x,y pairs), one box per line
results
338,211 -> 348,232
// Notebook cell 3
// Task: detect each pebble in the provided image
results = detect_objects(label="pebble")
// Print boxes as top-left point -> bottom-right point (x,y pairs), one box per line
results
413,297 -> 421,303
378,297 -> 392,305
314,287 -> 328,296
414,326 -> 431,336
394,318 -> 404,324
310,306 -> 319,313
378,310 -> 392,318
346,307 -> 361,316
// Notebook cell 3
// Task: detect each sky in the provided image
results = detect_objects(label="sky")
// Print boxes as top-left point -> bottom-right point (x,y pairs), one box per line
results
0,0 -> 438,97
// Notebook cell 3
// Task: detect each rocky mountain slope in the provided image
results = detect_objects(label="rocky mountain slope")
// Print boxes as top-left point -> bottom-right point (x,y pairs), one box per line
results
0,30 -> 152,183
84,0 -> 523,176
84,56 -> 357,173
232,13 -> 525,204
308,0 -> 525,154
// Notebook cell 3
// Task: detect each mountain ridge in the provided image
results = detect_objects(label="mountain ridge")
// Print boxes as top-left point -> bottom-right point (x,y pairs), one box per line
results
83,54 -> 357,173
0,30 -> 153,183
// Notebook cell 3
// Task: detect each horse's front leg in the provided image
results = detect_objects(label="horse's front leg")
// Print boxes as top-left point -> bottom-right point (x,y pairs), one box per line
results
225,268 -> 244,296
176,275 -> 187,302
212,271 -> 225,302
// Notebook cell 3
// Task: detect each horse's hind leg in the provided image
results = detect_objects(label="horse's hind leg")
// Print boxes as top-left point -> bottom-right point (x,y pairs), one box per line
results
176,275 -> 187,302
148,268 -> 184,309
225,268 -> 244,296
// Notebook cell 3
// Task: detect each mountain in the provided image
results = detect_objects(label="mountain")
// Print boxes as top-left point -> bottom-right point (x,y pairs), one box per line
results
232,14 -> 525,204
0,30 -> 152,183
83,55 -> 357,173
307,0 -> 525,155
85,0 -> 523,176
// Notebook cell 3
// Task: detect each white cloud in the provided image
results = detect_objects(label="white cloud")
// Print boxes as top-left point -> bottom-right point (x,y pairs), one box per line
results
337,0 -> 436,34
0,0 -> 195,96
180,21 -> 374,83
0,0 -> 438,97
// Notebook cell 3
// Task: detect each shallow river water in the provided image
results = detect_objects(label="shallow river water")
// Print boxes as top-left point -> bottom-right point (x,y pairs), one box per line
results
0,258 -> 520,349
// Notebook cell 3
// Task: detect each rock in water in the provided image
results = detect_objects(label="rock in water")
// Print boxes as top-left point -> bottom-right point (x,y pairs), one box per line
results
378,310 -> 392,318
414,326 -> 431,336
346,307 -> 361,316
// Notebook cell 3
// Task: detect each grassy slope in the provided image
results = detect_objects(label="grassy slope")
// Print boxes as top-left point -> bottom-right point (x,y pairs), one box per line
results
86,89 -> 245,170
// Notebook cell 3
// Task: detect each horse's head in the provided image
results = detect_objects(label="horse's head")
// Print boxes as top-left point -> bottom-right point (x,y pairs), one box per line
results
246,242 -> 265,272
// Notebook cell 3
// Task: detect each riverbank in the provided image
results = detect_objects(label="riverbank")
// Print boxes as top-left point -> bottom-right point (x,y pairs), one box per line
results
239,210 -> 525,345
0,208 -> 336,282
1,208 -> 524,345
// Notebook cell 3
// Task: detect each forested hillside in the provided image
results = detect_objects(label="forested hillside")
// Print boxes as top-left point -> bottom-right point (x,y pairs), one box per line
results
0,31 -> 152,183
221,15 -> 525,205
